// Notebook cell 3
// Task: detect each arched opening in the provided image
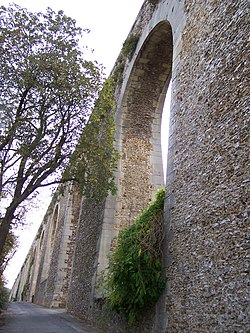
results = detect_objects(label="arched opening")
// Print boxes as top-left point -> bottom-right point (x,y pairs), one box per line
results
116,21 -> 173,228
50,205 -> 58,243
41,204 -> 59,281
40,230 -> 44,249
161,82 -> 172,183
95,21 -> 173,284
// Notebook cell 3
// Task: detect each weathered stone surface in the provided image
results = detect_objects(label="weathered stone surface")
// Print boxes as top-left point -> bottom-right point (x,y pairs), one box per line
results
66,199 -> 105,319
164,1 -> 249,332
10,185 -> 81,309
11,1 -> 249,332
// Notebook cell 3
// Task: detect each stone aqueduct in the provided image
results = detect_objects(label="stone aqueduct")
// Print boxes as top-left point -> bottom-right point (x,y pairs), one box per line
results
10,1 -> 249,332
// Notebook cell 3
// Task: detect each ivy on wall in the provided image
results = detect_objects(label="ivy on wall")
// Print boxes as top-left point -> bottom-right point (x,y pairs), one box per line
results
121,33 -> 140,60
101,189 -> 166,325
36,45 -> 130,239
148,0 -> 160,6
47,33 -> 140,204
113,33 -> 140,84
63,76 -> 120,202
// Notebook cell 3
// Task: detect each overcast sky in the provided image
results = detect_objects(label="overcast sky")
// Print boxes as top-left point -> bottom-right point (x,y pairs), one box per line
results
1,0 -> 145,75
2,0 -> 171,289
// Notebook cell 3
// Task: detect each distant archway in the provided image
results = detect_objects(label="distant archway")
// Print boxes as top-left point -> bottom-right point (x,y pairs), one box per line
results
40,230 -> 44,249
41,204 -> 59,281
50,205 -> 58,243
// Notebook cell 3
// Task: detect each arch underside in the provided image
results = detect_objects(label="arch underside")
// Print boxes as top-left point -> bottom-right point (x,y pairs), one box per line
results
116,21 -> 173,228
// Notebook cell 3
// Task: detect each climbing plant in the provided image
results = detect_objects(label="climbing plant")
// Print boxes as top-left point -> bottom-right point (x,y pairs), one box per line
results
0,279 -> 9,312
121,33 -> 140,60
102,189 -> 166,325
112,33 -> 140,84
64,77 -> 120,201
21,282 -> 30,301
68,33 -> 142,202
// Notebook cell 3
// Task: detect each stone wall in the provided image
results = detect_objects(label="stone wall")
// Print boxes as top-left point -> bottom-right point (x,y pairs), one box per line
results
11,0 -> 249,332
66,199 -> 105,318
164,1 -> 249,332
11,184 -> 81,308
33,185 -> 81,308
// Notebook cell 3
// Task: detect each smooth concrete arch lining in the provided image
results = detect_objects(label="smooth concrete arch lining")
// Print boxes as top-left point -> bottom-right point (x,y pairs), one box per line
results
40,203 -> 60,282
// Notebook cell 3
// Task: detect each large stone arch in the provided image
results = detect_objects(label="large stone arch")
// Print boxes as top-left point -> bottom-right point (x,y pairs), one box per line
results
96,21 -> 173,283
67,1 -> 186,329
77,4 -> 187,332
14,1 -> 248,332
95,0 -> 186,283
40,203 -> 59,282
115,20 -> 173,228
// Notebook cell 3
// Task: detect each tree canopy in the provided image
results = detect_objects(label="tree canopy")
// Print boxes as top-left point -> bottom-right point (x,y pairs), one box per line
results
0,4 -> 118,260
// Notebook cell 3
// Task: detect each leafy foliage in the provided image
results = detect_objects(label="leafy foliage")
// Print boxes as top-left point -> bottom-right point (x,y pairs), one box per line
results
0,231 -> 17,273
0,280 -> 9,312
112,33 -> 140,84
121,34 -> 140,60
103,189 -> 166,325
21,282 -> 30,301
0,3 -> 103,200
0,4 -> 111,255
0,229 -> 17,294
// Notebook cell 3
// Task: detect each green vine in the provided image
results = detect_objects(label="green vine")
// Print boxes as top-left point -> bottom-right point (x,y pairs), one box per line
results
38,35 -> 139,207
112,57 -> 125,85
121,33 -> 140,60
112,33 -> 140,84
102,189 -> 166,325
64,77 -> 120,202
21,282 -> 30,301
55,35 -> 140,202
147,0 -> 159,6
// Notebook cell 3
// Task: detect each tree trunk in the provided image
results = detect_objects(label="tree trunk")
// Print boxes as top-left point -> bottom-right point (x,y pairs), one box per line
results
0,209 -> 15,257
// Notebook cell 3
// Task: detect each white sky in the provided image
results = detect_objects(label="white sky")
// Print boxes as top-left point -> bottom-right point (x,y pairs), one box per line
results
2,0 -> 171,289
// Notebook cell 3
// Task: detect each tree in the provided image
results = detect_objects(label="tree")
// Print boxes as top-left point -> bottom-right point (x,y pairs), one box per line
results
0,280 -> 10,312
0,4 -> 105,256
0,231 -> 17,276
